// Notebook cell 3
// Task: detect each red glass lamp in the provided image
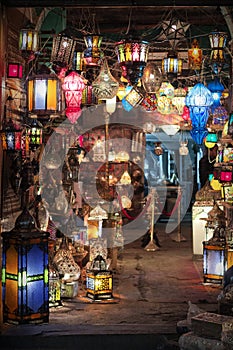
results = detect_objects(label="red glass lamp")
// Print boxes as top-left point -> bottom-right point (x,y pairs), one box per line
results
7,63 -> 23,78
62,71 -> 87,123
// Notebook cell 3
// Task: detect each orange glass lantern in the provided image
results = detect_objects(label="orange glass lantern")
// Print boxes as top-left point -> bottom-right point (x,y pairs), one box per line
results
188,39 -> 203,71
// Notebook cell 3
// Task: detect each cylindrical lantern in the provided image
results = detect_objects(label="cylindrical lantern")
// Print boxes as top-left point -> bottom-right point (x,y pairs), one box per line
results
185,82 -> 213,144
83,35 -> 103,66
115,39 -> 149,85
2,208 -> 49,324
27,72 -> 61,116
162,51 -> 183,81
188,39 -> 203,71
209,31 -> 228,63
0,119 -> 22,151
7,63 -> 23,78
62,71 -> 87,123
19,21 -> 39,61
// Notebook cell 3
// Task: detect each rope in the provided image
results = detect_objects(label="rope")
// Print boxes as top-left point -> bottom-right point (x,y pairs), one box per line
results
118,194 -> 151,221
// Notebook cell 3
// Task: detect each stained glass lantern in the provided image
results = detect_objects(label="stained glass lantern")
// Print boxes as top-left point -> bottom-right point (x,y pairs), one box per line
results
188,39 -> 203,71
7,63 -> 23,79
86,254 -> 113,301
162,51 -> 183,81
83,35 -> 103,66
172,87 -> 187,115
212,105 -> 229,125
115,39 -> 149,85
27,69 -> 61,116
25,117 -> 43,150
209,31 -> 228,64
207,77 -> 224,110
0,119 -> 22,151
19,21 -> 39,61
92,58 -> 119,100
72,51 -> 83,72
142,62 -> 162,93
185,82 -> 213,144
2,208 -> 49,324
122,85 -> 144,112
62,71 -> 87,123
51,30 -> 76,76
141,93 -> 157,112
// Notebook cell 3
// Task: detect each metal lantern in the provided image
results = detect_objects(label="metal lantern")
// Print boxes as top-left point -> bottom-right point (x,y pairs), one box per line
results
86,254 -> 113,301
115,39 -> 149,85
51,30 -> 76,74
92,58 -> 119,100
25,117 -> 43,150
62,71 -> 87,123
19,21 -> 39,61
0,119 -> 22,151
2,208 -> 49,324
162,51 -> 183,81
7,63 -> 23,79
209,30 -> 228,64
188,39 -> 203,71
83,35 -> 103,66
27,70 -> 61,116
185,82 -> 213,144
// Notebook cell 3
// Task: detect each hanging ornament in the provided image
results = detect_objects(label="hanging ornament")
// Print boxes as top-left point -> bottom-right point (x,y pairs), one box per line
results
92,58 -> 119,100
188,39 -> 203,71
142,62 -> 162,93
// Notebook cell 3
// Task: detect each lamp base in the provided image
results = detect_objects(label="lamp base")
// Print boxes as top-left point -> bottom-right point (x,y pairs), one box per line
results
144,240 -> 160,252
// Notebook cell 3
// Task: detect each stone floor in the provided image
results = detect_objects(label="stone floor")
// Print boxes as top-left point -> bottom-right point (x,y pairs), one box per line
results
0,220 -> 223,349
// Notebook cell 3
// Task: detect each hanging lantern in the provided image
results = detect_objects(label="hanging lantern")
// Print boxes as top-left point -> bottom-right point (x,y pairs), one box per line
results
116,83 -> 127,101
142,62 -> 162,93
115,39 -> 149,85
207,77 -> 224,110
92,58 -> 119,100
86,254 -> 113,301
141,93 -> 157,112
172,87 -> 187,115
106,96 -> 117,114
19,21 -> 39,61
25,117 -> 43,150
212,105 -> 229,125
0,118 -> 22,151
83,35 -> 103,66
72,50 -> 83,72
7,63 -> 23,79
51,30 -> 76,76
209,30 -> 228,64
188,39 -> 203,71
185,82 -> 213,144
162,51 -> 183,81
2,208 -> 49,324
121,85 -> 144,112
62,71 -> 87,123
27,67 -> 61,116
182,106 -> 191,122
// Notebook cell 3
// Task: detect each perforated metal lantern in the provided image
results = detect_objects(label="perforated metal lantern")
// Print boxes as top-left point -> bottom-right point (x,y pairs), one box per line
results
51,30 -> 76,72
2,208 -> 49,324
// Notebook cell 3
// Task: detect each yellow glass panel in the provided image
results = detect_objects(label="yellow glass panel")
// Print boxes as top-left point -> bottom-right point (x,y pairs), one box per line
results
5,279 -> 18,313
47,80 -> 57,110
6,245 -> 18,274
28,80 -> 33,111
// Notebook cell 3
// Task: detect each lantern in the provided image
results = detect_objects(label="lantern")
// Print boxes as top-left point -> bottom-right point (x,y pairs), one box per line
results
27,68 -> 61,116
142,62 -> 162,93
25,117 -> 43,150
86,254 -> 113,301
207,77 -> 224,110
209,30 -> 228,64
0,119 -> 22,151
72,51 -> 83,72
182,106 -> 191,122
19,21 -> 39,61
162,51 -> 183,81
115,39 -> 149,85
122,85 -> 144,112
172,87 -> 187,115
92,58 -> 119,100
83,35 -> 103,66
49,261 -> 62,308
62,71 -> 87,123
2,208 -> 49,324
51,30 -> 76,75
185,82 -> 213,144
188,39 -> 203,71
7,63 -> 23,79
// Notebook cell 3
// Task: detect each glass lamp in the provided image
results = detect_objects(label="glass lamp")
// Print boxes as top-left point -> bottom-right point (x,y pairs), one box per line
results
83,35 -> 103,66
172,87 -> 187,115
185,82 -> 213,144
122,85 -> 144,112
115,39 -> 149,85
142,62 -> 162,93
188,39 -> 203,71
209,30 -> 228,64
207,77 -> 224,110
19,21 -> 39,61
25,117 -> 43,150
0,118 -> 22,151
162,51 -> 183,81
2,208 -> 49,324
7,63 -> 23,78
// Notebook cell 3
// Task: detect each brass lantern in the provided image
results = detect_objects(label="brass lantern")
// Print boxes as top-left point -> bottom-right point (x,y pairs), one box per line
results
2,208 -> 49,324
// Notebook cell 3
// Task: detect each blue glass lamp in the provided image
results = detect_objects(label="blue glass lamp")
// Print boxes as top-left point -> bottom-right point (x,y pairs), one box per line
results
207,77 -> 224,111
185,82 -> 213,144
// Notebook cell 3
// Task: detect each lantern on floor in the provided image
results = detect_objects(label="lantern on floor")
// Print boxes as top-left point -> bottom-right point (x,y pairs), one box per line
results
1,208 -> 49,324
86,254 -> 113,300
7,63 -> 23,79
203,202 -> 226,283
115,39 -> 149,85
188,39 -> 203,71
185,82 -> 213,144
207,77 -> 224,110
19,21 -> 39,61
0,118 -> 22,151
83,35 -> 103,66
25,117 -> 43,150
51,29 -> 76,76
209,30 -> 228,65
27,66 -> 61,116
92,58 -> 119,100
62,71 -> 87,123
162,51 -> 183,81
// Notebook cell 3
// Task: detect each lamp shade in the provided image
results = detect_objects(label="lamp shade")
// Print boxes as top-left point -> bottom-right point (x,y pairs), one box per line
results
25,118 -> 43,150
2,208 -> 49,324
162,51 -> 183,81
27,73 -> 61,116
115,39 -> 149,85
